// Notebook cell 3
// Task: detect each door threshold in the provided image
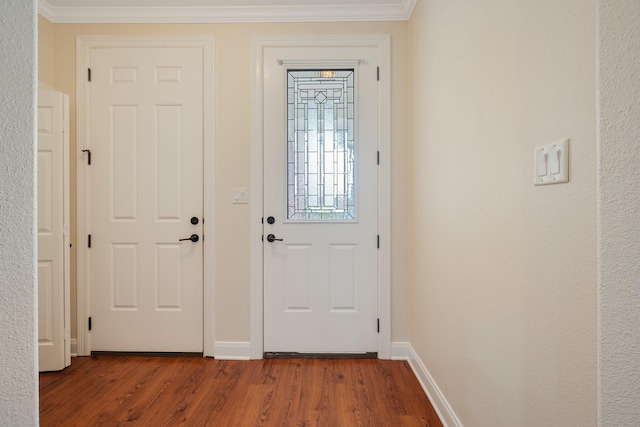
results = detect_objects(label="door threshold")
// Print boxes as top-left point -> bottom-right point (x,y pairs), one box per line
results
91,351 -> 204,358
264,352 -> 377,360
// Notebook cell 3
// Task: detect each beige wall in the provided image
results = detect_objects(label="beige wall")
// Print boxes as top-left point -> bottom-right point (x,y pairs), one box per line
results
407,1 -> 597,426
40,20 -> 409,344
38,15 -> 55,87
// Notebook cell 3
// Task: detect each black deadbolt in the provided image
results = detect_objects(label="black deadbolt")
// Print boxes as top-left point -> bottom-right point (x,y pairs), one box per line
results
267,216 -> 276,224
191,217 -> 199,225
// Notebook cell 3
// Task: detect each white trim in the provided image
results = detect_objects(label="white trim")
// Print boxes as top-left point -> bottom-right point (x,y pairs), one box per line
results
249,37 -> 265,360
213,341 -> 251,360
202,38 -> 216,359
407,344 -> 463,427
38,0 -> 56,21
39,0 -> 416,23
76,37 -> 89,356
390,341 -> 410,360
376,34 -> 392,360
76,35 -> 216,357
250,34 -> 392,360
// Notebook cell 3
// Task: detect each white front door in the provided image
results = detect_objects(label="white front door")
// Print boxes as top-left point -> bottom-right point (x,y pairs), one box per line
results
263,46 -> 379,354
88,47 -> 204,352
38,89 -> 71,371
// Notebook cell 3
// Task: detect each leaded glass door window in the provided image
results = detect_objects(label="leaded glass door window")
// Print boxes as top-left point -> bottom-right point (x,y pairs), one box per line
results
287,69 -> 355,221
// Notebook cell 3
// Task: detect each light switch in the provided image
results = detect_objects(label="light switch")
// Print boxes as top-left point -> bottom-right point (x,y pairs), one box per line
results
534,139 -> 569,185
549,146 -> 561,174
232,187 -> 248,204
536,151 -> 548,177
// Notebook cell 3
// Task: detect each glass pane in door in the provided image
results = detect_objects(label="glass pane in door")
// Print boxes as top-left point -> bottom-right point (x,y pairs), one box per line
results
287,69 -> 355,220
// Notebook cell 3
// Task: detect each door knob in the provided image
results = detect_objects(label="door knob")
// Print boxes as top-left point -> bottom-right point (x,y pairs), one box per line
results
266,216 -> 276,224
179,234 -> 199,243
190,216 -> 199,225
266,234 -> 283,243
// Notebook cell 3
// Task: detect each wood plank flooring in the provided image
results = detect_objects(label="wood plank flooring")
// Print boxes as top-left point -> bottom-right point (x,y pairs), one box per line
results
40,356 -> 443,426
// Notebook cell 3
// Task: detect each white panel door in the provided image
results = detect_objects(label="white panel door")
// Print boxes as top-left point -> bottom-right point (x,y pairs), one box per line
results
89,48 -> 203,352
263,46 -> 379,353
38,89 -> 71,371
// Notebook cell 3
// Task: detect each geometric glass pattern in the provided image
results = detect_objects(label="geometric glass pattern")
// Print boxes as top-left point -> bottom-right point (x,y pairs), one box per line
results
287,69 -> 356,220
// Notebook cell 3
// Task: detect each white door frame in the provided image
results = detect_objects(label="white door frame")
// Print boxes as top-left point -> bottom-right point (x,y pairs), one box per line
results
250,35 -> 391,359
76,36 -> 215,356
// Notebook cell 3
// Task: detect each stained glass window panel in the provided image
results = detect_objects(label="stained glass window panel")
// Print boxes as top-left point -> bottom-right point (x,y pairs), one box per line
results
287,69 -> 355,221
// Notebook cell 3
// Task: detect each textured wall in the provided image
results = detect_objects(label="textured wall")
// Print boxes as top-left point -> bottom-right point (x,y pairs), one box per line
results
0,1 -> 39,425
598,1 -> 640,425
407,0 -> 597,425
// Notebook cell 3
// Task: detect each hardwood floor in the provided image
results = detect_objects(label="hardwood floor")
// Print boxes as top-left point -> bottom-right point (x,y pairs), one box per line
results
40,356 -> 443,426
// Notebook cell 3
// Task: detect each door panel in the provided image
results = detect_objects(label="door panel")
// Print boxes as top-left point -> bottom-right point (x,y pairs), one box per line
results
330,244 -> 357,310
263,46 -> 379,353
89,47 -> 204,352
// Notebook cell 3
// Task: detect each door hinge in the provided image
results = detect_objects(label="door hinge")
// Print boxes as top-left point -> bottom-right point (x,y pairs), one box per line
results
81,149 -> 91,165
88,234 -> 92,248
377,66 -> 380,81
88,317 -> 92,331
377,235 -> 380,249
377,318 -> 380,333
377,151 -> 380,165
88,68 -> 91,82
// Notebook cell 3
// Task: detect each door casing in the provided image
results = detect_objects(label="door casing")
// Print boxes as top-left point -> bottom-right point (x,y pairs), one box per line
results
76,36 -> 215,356
250,35 -> 391,359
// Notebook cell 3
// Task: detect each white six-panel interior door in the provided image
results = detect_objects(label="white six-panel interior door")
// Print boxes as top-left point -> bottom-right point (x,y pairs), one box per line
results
77,38 -> 214,355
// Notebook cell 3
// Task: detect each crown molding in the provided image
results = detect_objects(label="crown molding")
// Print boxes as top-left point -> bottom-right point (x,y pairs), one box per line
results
38,0 -> 57,21
38,0 -> 416,23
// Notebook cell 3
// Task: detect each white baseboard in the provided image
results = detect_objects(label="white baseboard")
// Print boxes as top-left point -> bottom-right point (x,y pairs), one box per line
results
71,338 -> 78,357
213,341 -> 251,360
407,344 -> 463,427
391,341 -> 410,360
69,339 -> 251,360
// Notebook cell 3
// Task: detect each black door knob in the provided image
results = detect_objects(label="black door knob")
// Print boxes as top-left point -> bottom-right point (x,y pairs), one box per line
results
267,216 -> 275,224
191,217 -> 199,225
266,234 -> 283,243
179,234 -> 199,243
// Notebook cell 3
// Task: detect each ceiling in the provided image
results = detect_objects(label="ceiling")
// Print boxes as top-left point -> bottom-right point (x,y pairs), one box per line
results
39,0 -> 416,23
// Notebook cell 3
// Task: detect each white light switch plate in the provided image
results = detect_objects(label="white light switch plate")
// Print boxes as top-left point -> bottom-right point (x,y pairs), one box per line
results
232,187 -> 248,204
534,139 -> 569,185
